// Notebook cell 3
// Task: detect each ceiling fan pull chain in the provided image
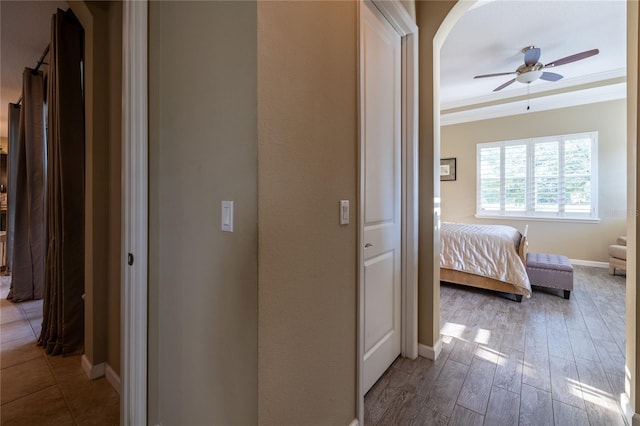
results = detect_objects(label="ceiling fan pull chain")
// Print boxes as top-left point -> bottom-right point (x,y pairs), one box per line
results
527,84 -> 530,111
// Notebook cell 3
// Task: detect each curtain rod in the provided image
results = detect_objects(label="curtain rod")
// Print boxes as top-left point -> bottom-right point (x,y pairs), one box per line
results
16,44 -> 50,105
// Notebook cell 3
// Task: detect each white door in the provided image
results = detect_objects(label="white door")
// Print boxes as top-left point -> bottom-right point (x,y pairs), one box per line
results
361,2 -> 402,394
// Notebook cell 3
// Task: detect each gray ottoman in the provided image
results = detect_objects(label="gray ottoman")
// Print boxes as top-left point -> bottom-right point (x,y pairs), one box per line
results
526,252 -> 574,299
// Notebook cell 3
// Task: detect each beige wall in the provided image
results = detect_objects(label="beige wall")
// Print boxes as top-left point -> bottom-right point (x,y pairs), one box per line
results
68,0 -> 121,377
257,2 -> 357,424
416,0 -> 457,350
144,0 -> 640,424
148,1 -> 258,425
106,0 -> 121,376
441,100 -> 627,262
68,0 -> 107,370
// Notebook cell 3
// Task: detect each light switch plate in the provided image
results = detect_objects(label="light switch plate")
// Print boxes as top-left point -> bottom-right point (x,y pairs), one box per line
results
221,201 -> 234,232
340,200 -> 349,225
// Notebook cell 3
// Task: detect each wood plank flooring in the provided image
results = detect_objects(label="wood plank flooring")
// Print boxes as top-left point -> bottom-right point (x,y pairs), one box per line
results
365,265 -> 627,425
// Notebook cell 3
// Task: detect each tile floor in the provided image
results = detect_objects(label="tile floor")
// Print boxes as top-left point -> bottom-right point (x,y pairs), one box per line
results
0,276 -> 120,425
365,265 -> 627,426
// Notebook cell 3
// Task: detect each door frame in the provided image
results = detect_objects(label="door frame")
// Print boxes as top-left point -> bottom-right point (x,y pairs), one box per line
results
357,0 -> 419,422
122,1 -> 148,425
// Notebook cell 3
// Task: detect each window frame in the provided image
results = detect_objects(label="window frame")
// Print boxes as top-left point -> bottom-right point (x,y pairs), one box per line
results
475,132 -> 599,223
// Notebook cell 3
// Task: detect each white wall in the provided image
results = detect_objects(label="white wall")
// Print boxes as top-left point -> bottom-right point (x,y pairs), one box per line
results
441,99 -> 627,262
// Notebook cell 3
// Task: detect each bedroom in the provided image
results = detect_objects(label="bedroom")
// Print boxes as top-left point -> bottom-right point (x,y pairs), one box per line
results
366,1 -> 629,424
439,0 -> 626,264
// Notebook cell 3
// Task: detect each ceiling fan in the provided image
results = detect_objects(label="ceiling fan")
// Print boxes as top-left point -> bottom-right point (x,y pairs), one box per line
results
474,46 -> 600,92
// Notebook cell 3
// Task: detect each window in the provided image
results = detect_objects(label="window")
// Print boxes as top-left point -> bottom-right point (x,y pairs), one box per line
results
477,132 -> 598,221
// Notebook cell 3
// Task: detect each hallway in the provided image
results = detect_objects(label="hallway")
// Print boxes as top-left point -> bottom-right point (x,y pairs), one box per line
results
0,276 -> 119,425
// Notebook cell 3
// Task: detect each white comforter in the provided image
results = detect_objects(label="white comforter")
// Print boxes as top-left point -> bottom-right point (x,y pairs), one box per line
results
440,222 -> 531,297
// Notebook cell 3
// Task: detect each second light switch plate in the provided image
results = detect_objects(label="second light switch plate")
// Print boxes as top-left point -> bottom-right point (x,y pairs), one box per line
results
340,200 -> 349,225
222,201 -> 234,232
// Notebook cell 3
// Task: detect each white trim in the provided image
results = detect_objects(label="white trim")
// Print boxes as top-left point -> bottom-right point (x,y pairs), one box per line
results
418,340 -> 442,361
80,356 -> 120,394
122,1 -> 148,426
475,214 -> 601,224
569,259 -> 609,268
401,28 -> 419,362
357,4 -> 364,424
358,1 -> 418,424
441,83 -> 627,126
357,5 -> 364,421
81,355 -> 106,379
348,419 -> 359,426
106,364 -> 121,394
620,392 -> 640,426
370,0 -> 418,36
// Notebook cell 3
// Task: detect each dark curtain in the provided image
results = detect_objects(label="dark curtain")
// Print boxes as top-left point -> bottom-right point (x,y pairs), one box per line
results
38,8 -> 85,356
7,70 -> 45,302
6,103 -> 21,274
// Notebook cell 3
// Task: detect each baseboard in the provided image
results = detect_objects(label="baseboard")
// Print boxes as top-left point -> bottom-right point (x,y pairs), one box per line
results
105,364 -> 121,394
569,258 -> 609,268
81,355 -> 106,379
620,391 -> 640,425
418,338 -> 442,360
348,419 -> 358,426
81,355 -> 120,393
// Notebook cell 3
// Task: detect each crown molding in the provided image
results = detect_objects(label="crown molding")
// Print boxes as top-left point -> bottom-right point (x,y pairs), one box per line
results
441,82 -> 626,126
442,68 -> 626,111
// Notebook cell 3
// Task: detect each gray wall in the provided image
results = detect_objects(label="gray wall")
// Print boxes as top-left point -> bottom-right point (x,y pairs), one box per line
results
441,99 -> 627,262
148,1 -> 258,424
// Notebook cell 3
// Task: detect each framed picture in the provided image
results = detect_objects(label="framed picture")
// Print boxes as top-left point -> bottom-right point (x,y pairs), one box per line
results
440,158 -> 456,181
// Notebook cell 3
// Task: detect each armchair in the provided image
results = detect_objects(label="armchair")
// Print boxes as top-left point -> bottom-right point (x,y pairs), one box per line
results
608,236 -> 627,275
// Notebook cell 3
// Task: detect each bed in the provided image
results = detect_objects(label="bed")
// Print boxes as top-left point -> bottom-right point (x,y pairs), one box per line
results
440,222 -> 531,302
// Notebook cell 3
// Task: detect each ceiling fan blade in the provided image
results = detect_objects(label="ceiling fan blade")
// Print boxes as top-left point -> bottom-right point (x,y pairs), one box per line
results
540,72 -> 563,82
493,78 -> 516,92
544,48 -> 599,68
524,47 -> 541,65
474,71 -> 516,79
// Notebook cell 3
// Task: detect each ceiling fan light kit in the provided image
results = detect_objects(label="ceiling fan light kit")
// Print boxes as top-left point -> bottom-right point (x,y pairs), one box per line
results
474,45 -> 600,92
516,68 -> 543,84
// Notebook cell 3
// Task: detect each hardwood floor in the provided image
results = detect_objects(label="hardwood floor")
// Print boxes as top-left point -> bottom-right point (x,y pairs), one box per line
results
365,265 -> 627,426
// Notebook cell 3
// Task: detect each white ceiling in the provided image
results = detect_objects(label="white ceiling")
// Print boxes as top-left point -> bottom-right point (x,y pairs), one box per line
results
440,0 -> 627,124
0,1 -> 628,136
0,1 -> 67,138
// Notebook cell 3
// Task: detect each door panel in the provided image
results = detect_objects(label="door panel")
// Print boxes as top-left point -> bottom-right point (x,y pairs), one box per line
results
364,251 -> 395,352
362,2 -> 402,394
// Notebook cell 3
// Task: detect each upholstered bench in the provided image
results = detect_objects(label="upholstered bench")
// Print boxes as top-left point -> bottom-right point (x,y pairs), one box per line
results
526,253 -> 574,299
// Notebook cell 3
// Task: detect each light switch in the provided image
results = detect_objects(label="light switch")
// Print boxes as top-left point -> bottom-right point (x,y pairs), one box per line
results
340,200 -> 349,225
221,201 -> 234,232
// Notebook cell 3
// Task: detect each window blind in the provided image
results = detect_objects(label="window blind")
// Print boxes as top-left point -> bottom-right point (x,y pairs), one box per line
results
477,132 -> 597,220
